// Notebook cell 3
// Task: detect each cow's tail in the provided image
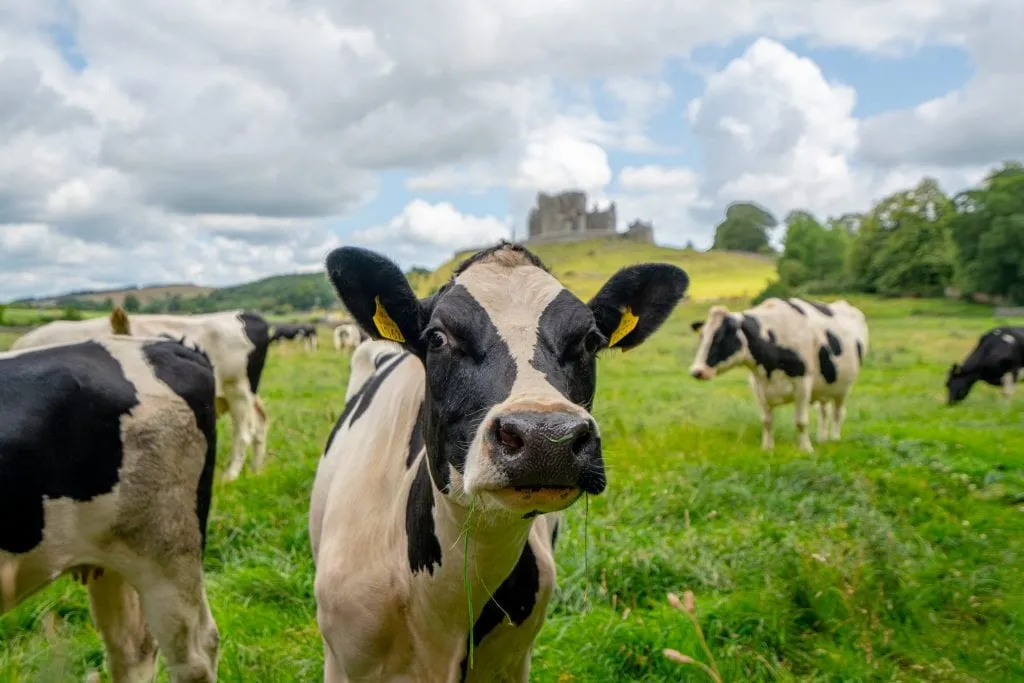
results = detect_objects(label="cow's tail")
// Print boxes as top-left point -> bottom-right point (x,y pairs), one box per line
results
110,306 -> 131,335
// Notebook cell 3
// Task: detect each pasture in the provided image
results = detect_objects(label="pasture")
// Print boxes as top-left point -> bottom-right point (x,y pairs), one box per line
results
1,296 -> 1023,682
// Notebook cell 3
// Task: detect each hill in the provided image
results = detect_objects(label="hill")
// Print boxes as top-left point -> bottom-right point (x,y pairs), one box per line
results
13,283 -> 215,307
5,241 -> 776,323
417,239 -> 777,301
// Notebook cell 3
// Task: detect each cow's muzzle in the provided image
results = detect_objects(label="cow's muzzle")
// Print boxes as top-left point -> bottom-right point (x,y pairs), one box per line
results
488,410 -> 605,502
689,365 -> 714,380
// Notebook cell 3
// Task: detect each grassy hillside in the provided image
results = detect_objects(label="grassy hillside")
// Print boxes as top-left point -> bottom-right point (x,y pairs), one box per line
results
12,284 -> 214,307
418,239 -> 777,301
2,296 -> 1022,681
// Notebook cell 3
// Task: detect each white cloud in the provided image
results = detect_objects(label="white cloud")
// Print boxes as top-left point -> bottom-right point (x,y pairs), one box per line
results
858,5 -> 1024,168
351,200 -> 511,266
1,0 -> 1021,298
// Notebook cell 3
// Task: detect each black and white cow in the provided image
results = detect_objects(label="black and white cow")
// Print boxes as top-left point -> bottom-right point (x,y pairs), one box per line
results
308,242 -> 689,681
332,322 -> 367,353
946,326 -> 1024,404
689,297 -> 868,452
270,322 -> 319,351
0,335 -> 220,682
12,310 -> 271,482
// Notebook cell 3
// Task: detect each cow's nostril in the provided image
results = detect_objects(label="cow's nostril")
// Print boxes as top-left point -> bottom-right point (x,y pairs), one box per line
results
571,424 -> 593,457
494,419 -> 525,451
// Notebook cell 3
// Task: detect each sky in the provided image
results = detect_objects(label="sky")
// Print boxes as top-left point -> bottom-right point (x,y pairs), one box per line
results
2,0 -> 1022,301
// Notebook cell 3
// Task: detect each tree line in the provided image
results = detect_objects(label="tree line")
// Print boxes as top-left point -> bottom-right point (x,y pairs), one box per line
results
711,161 -> 1024,305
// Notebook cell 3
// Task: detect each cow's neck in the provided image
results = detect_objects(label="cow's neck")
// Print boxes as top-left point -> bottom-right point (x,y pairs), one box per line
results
421,478 -> 534,621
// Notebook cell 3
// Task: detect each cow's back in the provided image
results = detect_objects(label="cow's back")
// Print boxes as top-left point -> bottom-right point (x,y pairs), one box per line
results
10,317 -> 113,350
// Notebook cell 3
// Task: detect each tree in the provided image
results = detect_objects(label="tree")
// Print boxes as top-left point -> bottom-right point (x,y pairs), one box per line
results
849,178 -> 957,297
775,210 -> 850,288
711,202 -> 777,253
950,161 -> 1024,303
123,294 -> 141,312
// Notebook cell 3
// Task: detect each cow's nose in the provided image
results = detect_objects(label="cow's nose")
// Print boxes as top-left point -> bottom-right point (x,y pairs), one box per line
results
490,411 -> 604,494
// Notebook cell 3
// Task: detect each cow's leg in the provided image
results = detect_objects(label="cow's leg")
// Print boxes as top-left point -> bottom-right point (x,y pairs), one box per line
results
749,376 -> 774,451
831,397 -> 847,441
816,401 -> 830,442
249,395 -> 270,473
1002,372 -> 1016,399
139,566 -> 219,683
794,379 -> 813,453
222,387 -> 254,482
87,570 -> 159,683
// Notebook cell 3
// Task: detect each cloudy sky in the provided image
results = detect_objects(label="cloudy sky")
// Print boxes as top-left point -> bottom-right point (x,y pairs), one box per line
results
2,0 -> 1021,300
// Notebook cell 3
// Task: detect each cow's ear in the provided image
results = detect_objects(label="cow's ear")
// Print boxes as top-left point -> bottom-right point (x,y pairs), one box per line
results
588,263 -> 689,351
326,247 -> 426,355
690,320 -> 705,333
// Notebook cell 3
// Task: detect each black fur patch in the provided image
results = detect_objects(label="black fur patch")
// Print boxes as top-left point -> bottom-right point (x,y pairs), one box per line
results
551,518 -> 560,549
531,288 -> 599,411
706,316 -> 743,367
0,341 -> 141,554
405,459 -> 442,576
767,329 -> 777,344
741,316 -> 806,378
856,341 -> 864,364
406,401 -> 426,468
142,339 -> 219,551
323,353 -> 408,456
240,311 -> 270,394
818,346 -> 838,383
825,330 -> 843,356
459,540 -> 540,681
374,351 -> 399,370
806,300 -> 834,317
784,299 -> 807,315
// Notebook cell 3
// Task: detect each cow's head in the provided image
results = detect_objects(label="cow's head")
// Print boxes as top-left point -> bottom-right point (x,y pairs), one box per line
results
688,305 -> 751,380
944,363 -> 973,404
326,242 -> 689,516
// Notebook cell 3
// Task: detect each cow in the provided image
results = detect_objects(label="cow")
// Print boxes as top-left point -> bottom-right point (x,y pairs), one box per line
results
332,322 -> 366,353
0,335 -> 220,682
11,309 -> 271,482
308,241 -> 689,682
946,326 -> 1024,404
688,297 -> 868,452
270,322 -> 319,351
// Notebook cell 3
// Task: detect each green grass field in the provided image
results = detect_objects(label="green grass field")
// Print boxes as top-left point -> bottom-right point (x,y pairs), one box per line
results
2,297 -> 1023,682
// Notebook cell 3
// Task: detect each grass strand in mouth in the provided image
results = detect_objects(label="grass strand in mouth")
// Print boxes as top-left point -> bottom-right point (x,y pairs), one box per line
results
462,497 -> 477,671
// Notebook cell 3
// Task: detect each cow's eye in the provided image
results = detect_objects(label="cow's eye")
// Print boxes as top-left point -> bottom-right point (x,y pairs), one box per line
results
427,329 -> 448,351
582,330 -> 604,355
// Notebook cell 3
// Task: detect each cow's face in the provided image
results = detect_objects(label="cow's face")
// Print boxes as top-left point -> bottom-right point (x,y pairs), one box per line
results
688,306 -> 748,380
327,242 -> 689,516
945,363 -> 974,404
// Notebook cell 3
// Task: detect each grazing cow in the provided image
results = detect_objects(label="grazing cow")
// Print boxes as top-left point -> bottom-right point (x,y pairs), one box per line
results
12,309 -> 271,482
946,326 -> 1024,404
271,322 -> 319,351
332,322 -> 366,353
689,297 -> 868,452
309,242 -> 689,681
0,335 -> 220,682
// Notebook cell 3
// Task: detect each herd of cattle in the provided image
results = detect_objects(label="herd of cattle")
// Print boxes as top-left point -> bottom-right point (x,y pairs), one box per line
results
0,240 -> 1021,682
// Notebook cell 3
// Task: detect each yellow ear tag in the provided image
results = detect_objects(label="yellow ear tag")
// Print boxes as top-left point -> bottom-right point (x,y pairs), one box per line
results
372,296 -> 406,343
607,306 -> 639,348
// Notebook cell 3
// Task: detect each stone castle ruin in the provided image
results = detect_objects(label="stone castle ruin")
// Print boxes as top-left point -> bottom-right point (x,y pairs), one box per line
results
524,190 -> 655,245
